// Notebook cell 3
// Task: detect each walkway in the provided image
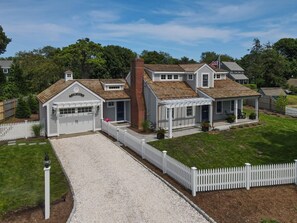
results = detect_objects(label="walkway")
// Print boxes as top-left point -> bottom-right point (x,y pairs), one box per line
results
50,134 -> 208,223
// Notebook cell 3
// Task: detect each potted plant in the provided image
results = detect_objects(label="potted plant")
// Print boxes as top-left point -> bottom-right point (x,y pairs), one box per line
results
249,112 -> 257,120
201,121 -> 211,132
226,114 -> 236,123
156,128 -> 166,139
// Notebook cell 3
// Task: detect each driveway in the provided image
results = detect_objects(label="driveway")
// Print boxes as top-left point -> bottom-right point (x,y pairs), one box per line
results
50,133 -> 208,223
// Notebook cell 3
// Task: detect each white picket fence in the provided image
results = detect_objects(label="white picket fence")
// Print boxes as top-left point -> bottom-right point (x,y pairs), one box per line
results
286,106 -> 297,117
101,121 -> 297,196
0,120 -> 44,141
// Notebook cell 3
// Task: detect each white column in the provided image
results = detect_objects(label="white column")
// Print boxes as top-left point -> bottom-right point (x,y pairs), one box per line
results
241,99 -> 243,111
141,139 -> 145,159
162,151 -> 167,174
235,100 -> 238,123
56,110 -> 60,136
168,108 -> 173,139
100,101 -> 103,120
93,105 -> 96,132
44,166 -> 51,219
245,163 -> 251,190
191,167 -> 197,196
209,103 -> 213,127
255,98 -> 259,120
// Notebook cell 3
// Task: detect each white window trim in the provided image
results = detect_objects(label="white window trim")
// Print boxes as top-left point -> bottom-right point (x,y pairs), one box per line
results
161,74 -> 166,80
230,100 -> 234,112
174,74 -> 179,80
216,101 -> 223,114
186,106 -> 194,117
3,68 -> 8,74
107,102 -> 115,108
202,73 -> 209,88
166,108 -> 175,120
187,74 -> 193,80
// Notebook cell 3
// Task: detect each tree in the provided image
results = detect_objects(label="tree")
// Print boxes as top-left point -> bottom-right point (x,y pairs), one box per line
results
140,50 -> 178,64
0,67 -> 5,84
200,51 -> 234,63
15,97 -> 31,118
179,56 -> 196,64
273,38 -> 297,60
0,25 -> 11,55
0,82 -> 19,100
27,94 -> 39,114
275,95 -> 288,113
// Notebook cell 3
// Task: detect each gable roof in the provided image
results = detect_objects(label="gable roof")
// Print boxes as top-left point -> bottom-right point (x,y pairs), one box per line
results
37,79 -> 130,104
222,62 -> 244,71
229,73 -> 249,80
198,78 -> 260,99
287,78 -> 297,87
179,63 -> 205,72
259,87 -> 286,96
143,71 -> 198,100
144,64 -> 184,72
0,60 -> 13,68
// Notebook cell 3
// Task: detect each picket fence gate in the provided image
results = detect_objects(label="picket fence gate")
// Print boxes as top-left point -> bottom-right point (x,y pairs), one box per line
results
102,121 -> 297,196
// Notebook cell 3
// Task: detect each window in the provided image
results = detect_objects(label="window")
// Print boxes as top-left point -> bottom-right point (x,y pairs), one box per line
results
230,100 -> 234,112
107,102 -> 114,107
60,108 -> 75,114
3,68 -> 8,74
161,74 -> 166,80
186,106 -> 193,117
167,74 -> 172,80
188,74 -> 193,80
166,108 -> 174,120
108,86 -> 121,90
203,74 -> 208,87
216,101 -> 223,114
67,73 -> 72,77
174,74 -> 179,80
78,107 -> 92,113
216,74 -> 221,79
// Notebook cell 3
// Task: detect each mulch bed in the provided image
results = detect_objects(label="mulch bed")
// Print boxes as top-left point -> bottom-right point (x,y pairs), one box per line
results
1,192 -> 73,223
107,131 -> 297,223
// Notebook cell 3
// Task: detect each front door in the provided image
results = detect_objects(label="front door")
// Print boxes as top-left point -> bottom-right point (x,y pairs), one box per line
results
116,101 -> 125,121
201,105 -> 209,121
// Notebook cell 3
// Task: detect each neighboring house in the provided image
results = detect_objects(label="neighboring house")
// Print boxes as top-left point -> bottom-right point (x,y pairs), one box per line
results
287,78 -> 297,88
0,60 -> 13,78
38,58 -> 260,138
219,61 -> 249,84
259,87 -> 287,100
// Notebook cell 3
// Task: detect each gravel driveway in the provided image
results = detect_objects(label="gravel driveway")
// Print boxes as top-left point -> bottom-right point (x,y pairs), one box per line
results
50,133 -> 208,223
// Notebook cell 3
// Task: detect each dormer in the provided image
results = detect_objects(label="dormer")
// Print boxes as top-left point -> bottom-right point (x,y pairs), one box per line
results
101,79 -> 125,91
65,70 -> 73,81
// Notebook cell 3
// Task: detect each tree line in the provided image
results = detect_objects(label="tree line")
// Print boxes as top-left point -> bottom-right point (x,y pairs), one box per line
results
1,25 -> 297,101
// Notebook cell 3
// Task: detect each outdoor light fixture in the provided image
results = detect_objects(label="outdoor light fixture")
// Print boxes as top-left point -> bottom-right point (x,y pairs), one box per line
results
44,153 -> 51,168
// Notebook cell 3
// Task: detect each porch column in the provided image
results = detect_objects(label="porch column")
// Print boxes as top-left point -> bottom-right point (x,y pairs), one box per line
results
255,98 -> 259,120
235,100 -> 238,123
168,107 -> 173,139
56,109 -> 60,136
241,99 -> 243,112
209,103 -> 213,127
93,105 -> 96,132
100,101 -> 103,120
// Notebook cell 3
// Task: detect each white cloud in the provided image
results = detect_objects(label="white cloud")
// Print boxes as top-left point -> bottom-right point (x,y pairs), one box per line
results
88,10 -> 120,22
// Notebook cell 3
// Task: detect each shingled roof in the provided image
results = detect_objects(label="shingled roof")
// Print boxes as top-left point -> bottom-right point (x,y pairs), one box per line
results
288,78 -> 297,87
143,71 -> 198,100
37,79 -> 130,104
144,64 -> 184,72
198,78 -> 260,99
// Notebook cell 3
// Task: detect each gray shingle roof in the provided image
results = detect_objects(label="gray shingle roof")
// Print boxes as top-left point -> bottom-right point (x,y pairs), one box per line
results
222,62 -> 244,71
260,87 -> 286,96
229,73 -> 249,80
0,60 -> 13,68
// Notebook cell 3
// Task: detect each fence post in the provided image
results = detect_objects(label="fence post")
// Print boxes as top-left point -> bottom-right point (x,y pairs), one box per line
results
25,120 -> 28,139
123,130 -> 127,146
295,160 -> 297,185
107,122 -> 110,135
141,139 -> 145,159
162,151 -> 167,174
245,163 -> 251,190
116,127 -> 119,141
191,167 -> 197,196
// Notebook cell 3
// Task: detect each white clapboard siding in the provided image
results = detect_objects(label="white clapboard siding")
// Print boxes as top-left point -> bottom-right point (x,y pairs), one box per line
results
251,163 -> 295,187
197,166 -> 246,192
166,155 -> 192,189
143,143 -> 163,169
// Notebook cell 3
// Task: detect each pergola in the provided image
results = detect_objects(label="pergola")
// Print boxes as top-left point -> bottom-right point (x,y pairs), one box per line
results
159,97 -> 212,138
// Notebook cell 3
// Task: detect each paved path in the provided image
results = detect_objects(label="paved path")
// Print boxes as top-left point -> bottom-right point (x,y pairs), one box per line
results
50,133 -> 208,223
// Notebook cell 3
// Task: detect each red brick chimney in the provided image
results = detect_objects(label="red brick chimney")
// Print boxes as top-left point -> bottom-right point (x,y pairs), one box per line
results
130,57 -> 145,130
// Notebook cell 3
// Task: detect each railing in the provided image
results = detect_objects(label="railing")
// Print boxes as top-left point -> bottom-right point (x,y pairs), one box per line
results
101,120 -> 297,196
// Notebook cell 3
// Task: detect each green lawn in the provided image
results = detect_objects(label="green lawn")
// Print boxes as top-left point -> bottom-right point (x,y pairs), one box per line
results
0,139 -> 69,218
149,110 -> 297,169
287,95 -> 297,107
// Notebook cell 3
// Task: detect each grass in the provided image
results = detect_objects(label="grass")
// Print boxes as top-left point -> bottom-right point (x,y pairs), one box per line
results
287,95 -> 297,105
0,139 -> 69,218
149,109 -> 297,169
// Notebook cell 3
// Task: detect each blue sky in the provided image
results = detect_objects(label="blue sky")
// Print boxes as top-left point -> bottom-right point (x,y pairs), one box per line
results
1,0 -> 297,60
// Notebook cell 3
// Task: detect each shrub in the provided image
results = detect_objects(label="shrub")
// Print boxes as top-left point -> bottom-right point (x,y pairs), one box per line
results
226,115 -> 236,123
32,124 -> 43,137
15,97 -> 31,118
249,112 -> 257,120
142,120 -> 151,133
27,94 -> 39,114
201,121 -> 211,132
275,95 -> 288,114
243,84 -> 257,90
156,128 -> 166,139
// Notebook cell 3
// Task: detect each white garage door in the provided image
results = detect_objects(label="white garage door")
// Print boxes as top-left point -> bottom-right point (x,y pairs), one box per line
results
60,115 -> 93,135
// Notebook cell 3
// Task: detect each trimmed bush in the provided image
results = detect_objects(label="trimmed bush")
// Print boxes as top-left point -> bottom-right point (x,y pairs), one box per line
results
249,112 -> 257,120
15,97 -> 31,118
32,124 -> 43,137
226,115 -> 236,123
141,120 -> 151,133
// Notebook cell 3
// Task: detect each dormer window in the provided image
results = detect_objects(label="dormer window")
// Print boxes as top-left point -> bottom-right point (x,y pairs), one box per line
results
202,74 -> 209,87
174,75 -> 179,80
187,74 -> 193,80
167,74 -> 172,80
3,68 -> 8,74
161,74 -> 166,80
108,86 -> 121,90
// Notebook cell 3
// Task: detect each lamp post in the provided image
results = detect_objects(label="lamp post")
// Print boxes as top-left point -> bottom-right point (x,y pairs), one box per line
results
44,153 -> 51,220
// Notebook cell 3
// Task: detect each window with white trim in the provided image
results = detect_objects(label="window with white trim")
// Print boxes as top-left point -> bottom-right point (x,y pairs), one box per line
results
60,108 -> 75,114
216,101 -> 223,114
3,68 -> 8,74
230,100 -> 234,112
166,108 -> 175,120
174,74 -> 179,80
108,86 -> 121,90
186,106 -> 193,117
216,74 -> 221,79
202,74 -> 209,87
167,74 -> 172,80
107,102 -> 114,107
188,74 -> 193,80
161,74 -> 166,80
78,107 -> 92,113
